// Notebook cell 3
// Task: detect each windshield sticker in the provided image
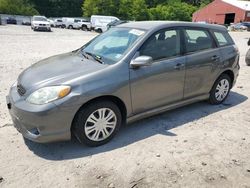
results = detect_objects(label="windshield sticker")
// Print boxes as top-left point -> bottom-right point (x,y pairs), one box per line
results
129,29 -> 145,36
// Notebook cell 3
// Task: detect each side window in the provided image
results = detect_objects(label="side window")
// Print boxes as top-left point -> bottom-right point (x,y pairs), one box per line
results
213,31 -> 233,47
184,29 -> 213,53
140,29 -> 181,61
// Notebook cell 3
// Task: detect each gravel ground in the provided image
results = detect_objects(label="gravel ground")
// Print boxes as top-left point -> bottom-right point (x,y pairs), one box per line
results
0,25 -> 250,188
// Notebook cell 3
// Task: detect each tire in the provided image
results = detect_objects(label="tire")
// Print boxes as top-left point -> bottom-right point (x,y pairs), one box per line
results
96,28 -> 102,33
72,101 -> 122,147
68,25 -> 73,29
82,25 -> 87,31
246,49 -> 250,66
209,74 -> 232,105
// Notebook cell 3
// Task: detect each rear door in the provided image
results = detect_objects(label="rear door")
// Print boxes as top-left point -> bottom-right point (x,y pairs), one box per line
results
183,28 -> 221,99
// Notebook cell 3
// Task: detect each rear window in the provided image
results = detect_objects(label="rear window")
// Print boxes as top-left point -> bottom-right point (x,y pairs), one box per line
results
213,31 -> 234,47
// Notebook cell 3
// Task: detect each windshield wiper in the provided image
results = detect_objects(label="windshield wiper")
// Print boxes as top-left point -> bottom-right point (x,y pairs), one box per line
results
83,51 -> 104,64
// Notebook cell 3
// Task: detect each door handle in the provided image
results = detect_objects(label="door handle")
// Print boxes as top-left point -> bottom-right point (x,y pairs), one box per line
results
211,55 -> 220,62
174,63 -> 184,70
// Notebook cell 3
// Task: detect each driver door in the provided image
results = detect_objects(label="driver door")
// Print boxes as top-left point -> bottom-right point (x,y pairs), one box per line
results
129,28 -> 186,114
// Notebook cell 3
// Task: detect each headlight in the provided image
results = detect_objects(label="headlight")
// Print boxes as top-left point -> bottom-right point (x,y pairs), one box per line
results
26,86 -> 71,105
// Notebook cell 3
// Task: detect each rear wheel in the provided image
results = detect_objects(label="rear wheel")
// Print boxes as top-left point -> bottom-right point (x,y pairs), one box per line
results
82,25 -> 87,31
72,101 -> 122,147
209,74 -> 232,104
68,25 -> 73,29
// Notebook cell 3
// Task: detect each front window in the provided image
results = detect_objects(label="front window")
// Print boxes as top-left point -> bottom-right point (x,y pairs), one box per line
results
82,28 -> 145,64
140,29 -> 181,61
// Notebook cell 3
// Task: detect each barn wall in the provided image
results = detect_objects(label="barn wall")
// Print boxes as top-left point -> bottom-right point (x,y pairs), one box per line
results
193,0 -> 247,24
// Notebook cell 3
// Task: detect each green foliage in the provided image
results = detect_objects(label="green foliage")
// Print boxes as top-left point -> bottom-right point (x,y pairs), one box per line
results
0,0 -> 38,15
199,0 -> 213,8
29,0 -> 83,17
117,0 -> 149,21
83,0 -> 198,21
0,0 -> 211,21
82,0 -> 117,17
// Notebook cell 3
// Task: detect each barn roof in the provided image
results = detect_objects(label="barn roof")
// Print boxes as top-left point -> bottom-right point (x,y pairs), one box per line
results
222,0 -> 250,11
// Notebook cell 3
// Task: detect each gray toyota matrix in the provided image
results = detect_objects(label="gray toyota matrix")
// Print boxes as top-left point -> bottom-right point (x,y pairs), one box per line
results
7,21 -> 240,146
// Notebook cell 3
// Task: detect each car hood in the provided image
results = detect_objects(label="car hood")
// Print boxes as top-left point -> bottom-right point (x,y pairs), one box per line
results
32,21 -> 50,25
18,52 -> 107,89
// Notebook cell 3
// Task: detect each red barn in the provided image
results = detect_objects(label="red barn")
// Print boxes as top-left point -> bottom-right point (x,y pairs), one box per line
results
193,0 -> 250,24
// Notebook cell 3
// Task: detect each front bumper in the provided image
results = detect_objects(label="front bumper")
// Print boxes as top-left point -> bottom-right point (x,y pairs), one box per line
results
34,26 -> 50,31
6,86 -> 72,143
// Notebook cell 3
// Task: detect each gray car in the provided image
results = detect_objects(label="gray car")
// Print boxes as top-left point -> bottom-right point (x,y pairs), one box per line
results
7,21 -> 240,146
246,38 -> 250,66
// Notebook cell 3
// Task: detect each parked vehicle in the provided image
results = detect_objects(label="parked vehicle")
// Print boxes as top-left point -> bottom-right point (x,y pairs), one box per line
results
54,19 -> 63,28
62,18 -> 91,30
246,38 -> 250,66
61,17 -> 74,28
242,22 -> 250,31
31,16 -> 51,31
6,17 -> 17,24
47,19 -> 55,27
7,21 -> 239,146
107,20 -> 128,30
91,15 -> 119,33
74,19 -> 91,30
22,18 -> 31,26
231,23 -> 249,31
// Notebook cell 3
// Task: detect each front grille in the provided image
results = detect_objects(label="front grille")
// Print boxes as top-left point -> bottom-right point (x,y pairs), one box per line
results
17,84 -> 26,96
39,24 -> 46,26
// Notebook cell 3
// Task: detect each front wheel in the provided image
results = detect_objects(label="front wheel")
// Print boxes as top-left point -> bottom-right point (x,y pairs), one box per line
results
72,101 -> 122,147
209,74 -> 232,105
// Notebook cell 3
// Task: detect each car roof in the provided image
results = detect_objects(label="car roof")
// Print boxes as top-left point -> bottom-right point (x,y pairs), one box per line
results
33,16 -> 46,18
117,21 -> 227,32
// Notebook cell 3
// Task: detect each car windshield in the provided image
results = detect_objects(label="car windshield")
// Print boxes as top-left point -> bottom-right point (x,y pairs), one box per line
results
34,17 -> 47,21
82,27 -> 145,65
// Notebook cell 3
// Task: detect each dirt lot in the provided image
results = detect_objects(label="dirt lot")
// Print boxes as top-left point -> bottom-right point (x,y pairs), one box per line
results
0,25 -> 250,188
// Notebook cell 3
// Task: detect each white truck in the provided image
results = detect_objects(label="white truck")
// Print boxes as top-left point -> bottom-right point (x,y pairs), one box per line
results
90,15 -> 119,33
62,17 -> 91,30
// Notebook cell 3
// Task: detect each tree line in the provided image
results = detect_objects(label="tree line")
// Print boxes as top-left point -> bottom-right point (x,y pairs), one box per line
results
0,0 -> 212,21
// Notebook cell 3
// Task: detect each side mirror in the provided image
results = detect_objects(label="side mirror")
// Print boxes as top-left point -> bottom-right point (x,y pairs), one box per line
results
130,56 -> 153,68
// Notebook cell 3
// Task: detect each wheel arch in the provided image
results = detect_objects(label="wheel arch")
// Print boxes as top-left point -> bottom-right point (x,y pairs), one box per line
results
71,95 -> 127,131
220,69 -> 235,88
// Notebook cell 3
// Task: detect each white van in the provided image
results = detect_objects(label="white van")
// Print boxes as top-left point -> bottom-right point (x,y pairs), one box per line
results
62,17 -> 74,29
90,15 -> 119,33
